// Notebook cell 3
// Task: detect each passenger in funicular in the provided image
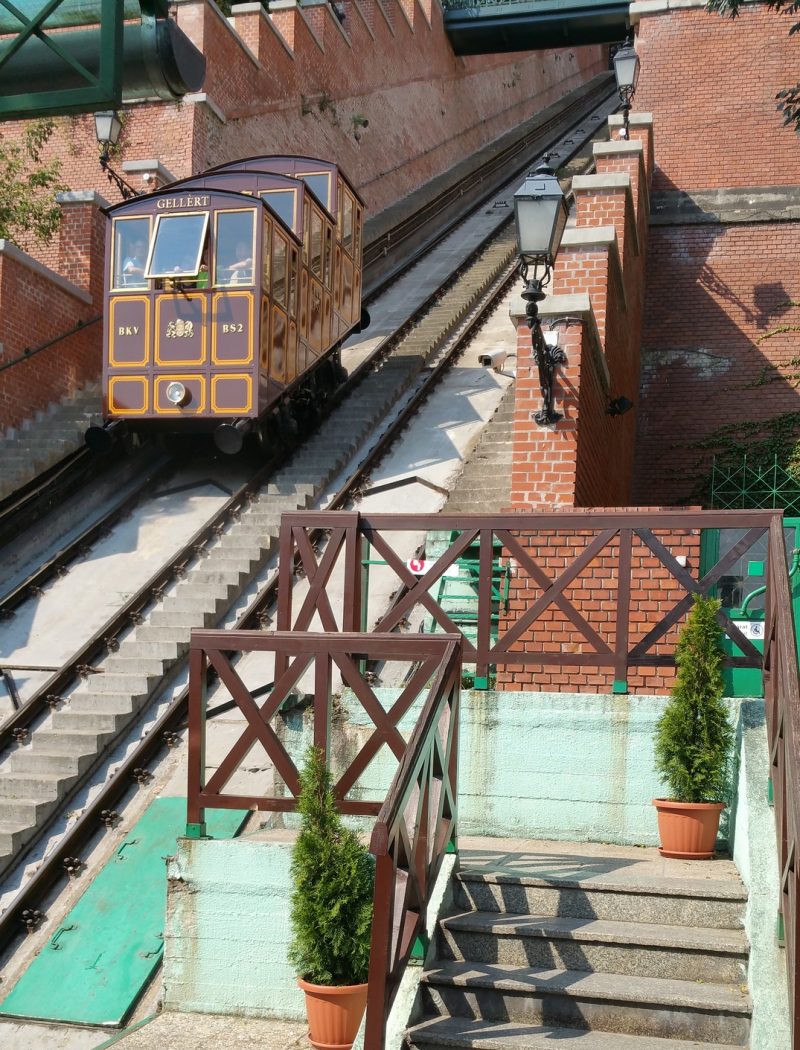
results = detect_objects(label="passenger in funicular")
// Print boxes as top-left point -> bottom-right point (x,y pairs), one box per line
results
221,240 -> 253,286
121,238 -> 148,288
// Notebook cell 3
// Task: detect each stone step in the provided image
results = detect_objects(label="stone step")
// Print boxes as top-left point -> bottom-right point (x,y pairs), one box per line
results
66,691 -> 142,714
50,707 -> 131,733
8,750 -> 84,775
0,795 -> 55,825
438,911 -> 748,983
0,820 -> 30,857
103,656 -> 173,677
27,728 -> 114,756
419,962 -> 750,1044
405,1016 -> 747,1050
454,871 -> 746,929
0,772 -> 73,800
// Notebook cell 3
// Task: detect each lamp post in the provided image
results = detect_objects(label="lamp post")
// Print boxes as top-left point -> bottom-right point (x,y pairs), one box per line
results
513,157 -> 569,426
94,111 -> 139,200
613,38 -> 640,140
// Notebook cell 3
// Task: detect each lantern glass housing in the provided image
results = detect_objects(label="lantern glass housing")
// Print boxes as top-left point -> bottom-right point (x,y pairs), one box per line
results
94,111 -> 123,149
613,42 -> 640,95
513,165 -> 568,268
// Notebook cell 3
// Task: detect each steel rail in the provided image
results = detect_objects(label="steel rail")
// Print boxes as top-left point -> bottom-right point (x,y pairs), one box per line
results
0,87 -> 617,953
0,453 -> 175,618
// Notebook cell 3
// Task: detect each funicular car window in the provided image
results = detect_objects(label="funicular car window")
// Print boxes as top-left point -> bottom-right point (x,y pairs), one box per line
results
273,230 -> 288,307
342,192 -> 354,254
310,208 -> 323,279
214,209 -> 256,286
113,216 -> 151,289
262,217 -> 272,292
260,189 -> 297,233
289,247 -> 298,316
146,213 -> 208,279
299,172 -> 331,211
324,225 -> 333,289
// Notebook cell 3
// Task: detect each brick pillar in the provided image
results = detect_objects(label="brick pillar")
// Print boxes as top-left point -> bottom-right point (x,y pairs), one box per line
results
509,292 -> 611,508
56,190 -> 108,307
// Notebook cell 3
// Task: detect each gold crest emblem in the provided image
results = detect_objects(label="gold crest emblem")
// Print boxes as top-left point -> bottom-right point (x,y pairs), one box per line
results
166,319 -> 194,339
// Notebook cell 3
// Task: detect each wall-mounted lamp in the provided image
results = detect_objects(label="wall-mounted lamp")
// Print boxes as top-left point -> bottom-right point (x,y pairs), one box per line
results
94,111 -> 139,200
613,38 -> 641,140
607,396 -> 634,417
513,157 -> 568,426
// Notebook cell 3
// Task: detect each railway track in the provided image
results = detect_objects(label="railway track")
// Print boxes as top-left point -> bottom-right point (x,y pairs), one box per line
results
0,84 -> 617,976
0,72 -> 613,555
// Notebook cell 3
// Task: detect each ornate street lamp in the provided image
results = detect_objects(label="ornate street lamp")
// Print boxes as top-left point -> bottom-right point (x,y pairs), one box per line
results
513,158 -> 569,426
94,111 -> 139,200
613,38 -> 640,140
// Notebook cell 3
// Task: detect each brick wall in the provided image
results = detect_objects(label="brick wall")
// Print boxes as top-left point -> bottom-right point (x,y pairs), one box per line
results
0,247 -> 100,430
496,522 -> 702,694
0,196 -> 105,432
634,222 -> 800,505
632,2 -> 800,192
629,0 -> 800,507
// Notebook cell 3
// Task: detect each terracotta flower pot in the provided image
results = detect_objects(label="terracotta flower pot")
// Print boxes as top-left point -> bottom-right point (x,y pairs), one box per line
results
653,798 -> 725,859
298,977 -> 368,1050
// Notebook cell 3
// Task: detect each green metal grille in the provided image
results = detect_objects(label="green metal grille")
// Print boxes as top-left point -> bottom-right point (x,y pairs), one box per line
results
711,455 -> 800,515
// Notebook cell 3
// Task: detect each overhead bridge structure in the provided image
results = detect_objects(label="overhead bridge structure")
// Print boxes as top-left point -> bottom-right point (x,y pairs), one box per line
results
442,0 -> 630,55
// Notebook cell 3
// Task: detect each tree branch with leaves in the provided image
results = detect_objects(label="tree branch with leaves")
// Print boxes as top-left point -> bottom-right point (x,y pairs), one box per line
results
0,118 -> 66,246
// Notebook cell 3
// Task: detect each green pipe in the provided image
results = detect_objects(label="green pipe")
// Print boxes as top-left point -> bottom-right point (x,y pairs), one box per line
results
741,548 -> 800,614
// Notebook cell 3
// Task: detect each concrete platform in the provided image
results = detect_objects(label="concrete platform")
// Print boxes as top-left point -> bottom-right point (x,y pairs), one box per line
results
100,1013 -> 310,1049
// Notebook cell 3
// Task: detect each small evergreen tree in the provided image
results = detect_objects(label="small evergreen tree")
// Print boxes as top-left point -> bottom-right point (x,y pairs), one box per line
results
289,746 -> 374,986
654,594 -> 734,803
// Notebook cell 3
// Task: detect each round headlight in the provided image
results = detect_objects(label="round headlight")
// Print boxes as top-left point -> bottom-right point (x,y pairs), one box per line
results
166,381 -> 188,406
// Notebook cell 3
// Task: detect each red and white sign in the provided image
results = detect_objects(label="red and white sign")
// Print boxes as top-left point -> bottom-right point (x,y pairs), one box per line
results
406,559 -> 460,577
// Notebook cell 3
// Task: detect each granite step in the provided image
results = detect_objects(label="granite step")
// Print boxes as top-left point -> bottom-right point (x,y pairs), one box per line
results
419,961 -> 751,1044
406,1016 -> 747,1050
438,911 -> 748,983
454,870 -> 747,929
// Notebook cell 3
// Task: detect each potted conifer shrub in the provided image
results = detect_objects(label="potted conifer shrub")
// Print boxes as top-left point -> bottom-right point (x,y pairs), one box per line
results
653,594 -> 734,859
290,745 -> 374,1050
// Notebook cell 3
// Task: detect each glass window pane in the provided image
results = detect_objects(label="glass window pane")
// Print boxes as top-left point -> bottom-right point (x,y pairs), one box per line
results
324,224 -> 332,288
342,192 -> 354,254
261,189 -> 297,232
300,172 -> 331,211
310,209 -> 322,279
273,232 -> 287,307
147,214 -> 208,278
214,210 -> 256,287
262,218 -> 271,291
289,247 -> 298,316
114,217 -> 150,289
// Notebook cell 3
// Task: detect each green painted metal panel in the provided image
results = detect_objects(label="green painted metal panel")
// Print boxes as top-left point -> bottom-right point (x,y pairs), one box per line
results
0,797 -> 246,1027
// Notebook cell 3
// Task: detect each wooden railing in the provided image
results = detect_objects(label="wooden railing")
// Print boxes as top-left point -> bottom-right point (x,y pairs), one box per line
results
187,628 -> 462,1050
187,630 -> 461,830
276,509 -> 777,687
364,635 -> 461,1049
764,517 -> 800,1045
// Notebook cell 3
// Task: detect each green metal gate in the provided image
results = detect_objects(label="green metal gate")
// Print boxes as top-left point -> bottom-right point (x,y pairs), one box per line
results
704,456 -> 800,696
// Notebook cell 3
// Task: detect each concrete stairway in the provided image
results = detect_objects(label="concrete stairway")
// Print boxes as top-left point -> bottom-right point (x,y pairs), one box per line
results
406,841 -> 751,1049
445,383 -> 514,514
0,382 -> 103,499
